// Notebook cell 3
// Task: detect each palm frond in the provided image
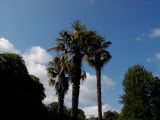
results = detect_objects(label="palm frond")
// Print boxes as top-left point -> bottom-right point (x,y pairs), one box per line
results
102,41 -> 112,48
49,79 -> 56,86
71,20 -> 86,31
81,71 -> 87,81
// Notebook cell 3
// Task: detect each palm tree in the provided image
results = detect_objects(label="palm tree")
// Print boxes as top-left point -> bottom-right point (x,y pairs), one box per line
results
85,33 -> 111,120
48,55 -> 70,120
49,20 -> 89,120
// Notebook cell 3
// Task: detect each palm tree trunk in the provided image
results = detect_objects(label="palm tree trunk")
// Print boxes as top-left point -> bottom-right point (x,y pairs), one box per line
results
72,79 -> 80,120
71,53 -> 81,120
58,94 -> 64,120
96,66 -> 102,120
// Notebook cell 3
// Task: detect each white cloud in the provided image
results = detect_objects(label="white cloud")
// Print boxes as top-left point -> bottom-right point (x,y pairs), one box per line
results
82,104 -> 114,118
23,47 -> 51,64
43,95 -> 58,104
156,52 -> 160,60
0,38 -> 19,53
65,72 -> 114,106
149,28 -> 160,38
22,46 -> 57,104
22,46 -> 51,82
136,28 -> 160,41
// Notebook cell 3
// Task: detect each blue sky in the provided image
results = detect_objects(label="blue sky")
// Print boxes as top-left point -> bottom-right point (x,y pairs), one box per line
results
0,0 -> 160,117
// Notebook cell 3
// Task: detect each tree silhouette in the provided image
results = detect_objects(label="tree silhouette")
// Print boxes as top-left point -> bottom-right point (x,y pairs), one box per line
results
0,53 -> 48,120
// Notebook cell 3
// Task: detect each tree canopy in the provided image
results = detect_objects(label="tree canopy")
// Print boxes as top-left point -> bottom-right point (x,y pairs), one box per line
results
120,65 -> 160,120
0,53 -> 48,120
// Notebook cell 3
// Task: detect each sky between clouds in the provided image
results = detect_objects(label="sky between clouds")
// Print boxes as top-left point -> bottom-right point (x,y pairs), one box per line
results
0,0 -> 160,117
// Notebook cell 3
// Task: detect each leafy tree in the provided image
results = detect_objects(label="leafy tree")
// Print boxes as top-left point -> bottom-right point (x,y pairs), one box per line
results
103,111 -> 119,120
47,102 -> 86,120
78,109 -> 86,120
0,53 -> 48,120
48,55 -> 70,120
85,32 -> 111,120
87,116 -> 98,120
120,65 -> 160,120
47,102 -> 71,120
150,77 -> 160,120
47,102 -> 59,120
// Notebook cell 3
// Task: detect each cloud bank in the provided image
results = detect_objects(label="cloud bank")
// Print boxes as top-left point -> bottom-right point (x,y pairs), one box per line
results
0,38 -> 19,53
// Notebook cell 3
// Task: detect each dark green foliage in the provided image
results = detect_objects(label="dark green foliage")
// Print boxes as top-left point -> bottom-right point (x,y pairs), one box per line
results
47,102 -> 86,120
86,116 -> 98,120
103,111 -> 119,120
0,53 -> 28,74
47,102 -> 71,120
78,109 -> 86,120
150,77 -> 160,120
120,65 -> 160,120
0,53 -> 48,120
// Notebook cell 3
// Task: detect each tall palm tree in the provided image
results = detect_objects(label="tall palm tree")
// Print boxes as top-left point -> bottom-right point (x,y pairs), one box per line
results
48,55 -> 70,120
50,20 -> 89,120
85,33 -> 111,120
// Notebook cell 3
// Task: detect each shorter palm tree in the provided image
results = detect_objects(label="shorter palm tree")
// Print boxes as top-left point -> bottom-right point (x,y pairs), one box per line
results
48,54 -> 70,120
85,33 -> 111,120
